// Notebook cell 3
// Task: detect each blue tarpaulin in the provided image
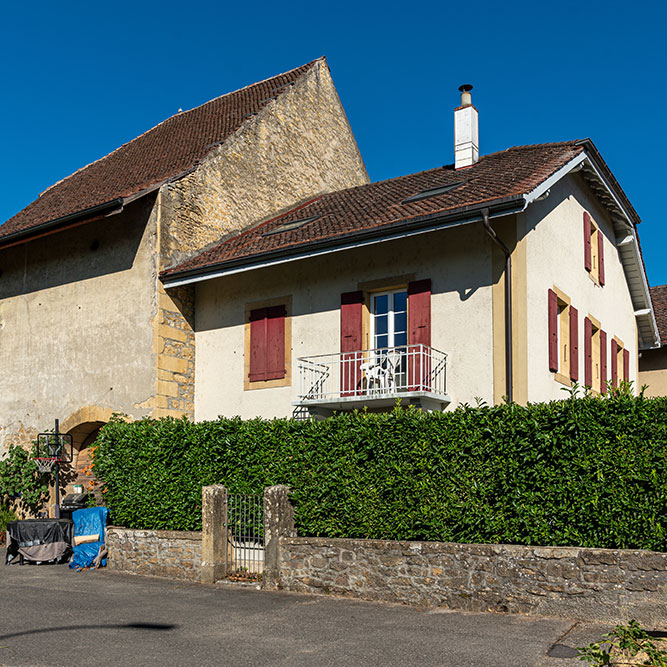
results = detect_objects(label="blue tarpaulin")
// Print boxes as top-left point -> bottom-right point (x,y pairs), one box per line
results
69,507 -> 108,570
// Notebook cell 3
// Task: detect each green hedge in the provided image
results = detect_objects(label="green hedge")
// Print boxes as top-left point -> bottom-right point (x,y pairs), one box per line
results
93,391 -> 667,550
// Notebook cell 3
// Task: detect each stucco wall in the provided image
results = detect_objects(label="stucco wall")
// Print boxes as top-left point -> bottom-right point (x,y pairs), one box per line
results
638,347 -> 667,396
159,59 -> 369,270
194,223 -> 494,420
0,197 -> 159,454
523,173 -> 638,401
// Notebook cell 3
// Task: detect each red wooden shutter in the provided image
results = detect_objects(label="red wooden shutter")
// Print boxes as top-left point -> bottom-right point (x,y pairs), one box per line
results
600,330 -> 607,394
584,317 -> 592,388
611,338 -> 618,388
408,280 -> 432,346
265,305 -> 286,380
584,212 -> 592,272
249,306 -> 286,382
408,279 -> 432,390
598,232 -> 605,286
341,291 -> 364,395
569,306 -> 579,381
623,348 -> 630,382
548,289 -> 558,372
248,307 -> 268,381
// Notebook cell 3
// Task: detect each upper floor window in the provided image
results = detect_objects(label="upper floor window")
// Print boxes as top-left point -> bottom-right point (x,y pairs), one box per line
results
371,290 -> 407,350
584,211 -> 606,286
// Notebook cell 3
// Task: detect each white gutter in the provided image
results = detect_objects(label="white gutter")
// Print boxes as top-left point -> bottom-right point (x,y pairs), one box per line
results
162,206 -> 519,289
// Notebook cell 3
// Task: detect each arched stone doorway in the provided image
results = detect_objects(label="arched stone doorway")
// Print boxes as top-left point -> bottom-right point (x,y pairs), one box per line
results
67,421 -> 106,494
60,406 -> 115,498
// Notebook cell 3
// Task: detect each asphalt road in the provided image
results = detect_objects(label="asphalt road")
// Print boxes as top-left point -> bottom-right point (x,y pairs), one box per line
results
0,563 -> 611,666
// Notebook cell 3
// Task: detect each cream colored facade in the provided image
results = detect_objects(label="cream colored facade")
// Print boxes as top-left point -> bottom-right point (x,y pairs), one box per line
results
195,224 -> 495,420
523,173 -> 638,401
0,60 -> 368,456
194,173 -> 645,420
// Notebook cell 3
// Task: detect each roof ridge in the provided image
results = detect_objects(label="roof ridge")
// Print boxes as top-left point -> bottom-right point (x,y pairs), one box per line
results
254,139 -> 585,205
480,139 -> 584,159
38,58 -> 323,199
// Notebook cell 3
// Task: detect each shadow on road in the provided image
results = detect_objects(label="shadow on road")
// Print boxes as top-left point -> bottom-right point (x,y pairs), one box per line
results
0,622 -> 177,640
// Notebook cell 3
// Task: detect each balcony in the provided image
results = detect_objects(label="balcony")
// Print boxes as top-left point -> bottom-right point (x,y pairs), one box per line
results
294,344 -> 450,416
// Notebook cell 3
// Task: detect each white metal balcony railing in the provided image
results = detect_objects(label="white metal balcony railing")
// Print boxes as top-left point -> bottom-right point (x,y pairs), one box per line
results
295,344 -> 447,405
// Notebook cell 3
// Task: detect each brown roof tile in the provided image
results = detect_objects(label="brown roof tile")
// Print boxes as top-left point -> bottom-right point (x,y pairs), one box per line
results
163,140 -> 586,278
650,285 -> 667,344
0,59 -> 321,241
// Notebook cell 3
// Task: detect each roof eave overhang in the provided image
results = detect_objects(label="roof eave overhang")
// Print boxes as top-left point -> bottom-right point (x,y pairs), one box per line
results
524,147 -> 659,350
161,196 -> 525,288
0,199 -> 125,251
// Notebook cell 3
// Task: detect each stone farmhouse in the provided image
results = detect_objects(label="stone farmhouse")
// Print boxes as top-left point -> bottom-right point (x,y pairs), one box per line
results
0,58 -> 662,483
0,58 -> 368,470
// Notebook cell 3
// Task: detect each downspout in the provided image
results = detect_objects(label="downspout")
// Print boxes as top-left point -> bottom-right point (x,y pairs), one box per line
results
481,208 -> 513,403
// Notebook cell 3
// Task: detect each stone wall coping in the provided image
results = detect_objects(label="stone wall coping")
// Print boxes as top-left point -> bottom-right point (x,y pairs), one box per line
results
281,536 -> 667,559
107,526 -> 202,541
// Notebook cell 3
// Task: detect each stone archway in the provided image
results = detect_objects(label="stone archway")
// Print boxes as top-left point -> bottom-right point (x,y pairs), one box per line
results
60,406 -> 115,497
67,422 -> 105,493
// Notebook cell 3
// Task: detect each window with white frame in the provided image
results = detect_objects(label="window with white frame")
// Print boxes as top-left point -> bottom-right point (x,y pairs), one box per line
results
371,290 -> 407,349
370,289 -> 408,389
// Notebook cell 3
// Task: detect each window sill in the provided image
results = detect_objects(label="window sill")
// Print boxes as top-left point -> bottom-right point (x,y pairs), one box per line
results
554,372 -> 571,387
587,270 -> 601,287
244,376 -> 291,391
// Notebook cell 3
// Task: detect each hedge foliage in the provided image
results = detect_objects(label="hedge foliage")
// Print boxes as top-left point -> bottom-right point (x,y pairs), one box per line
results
93,389 -> 667,550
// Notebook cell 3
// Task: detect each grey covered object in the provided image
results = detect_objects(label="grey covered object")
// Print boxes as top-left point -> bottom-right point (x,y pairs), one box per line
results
6,519 -> 73,564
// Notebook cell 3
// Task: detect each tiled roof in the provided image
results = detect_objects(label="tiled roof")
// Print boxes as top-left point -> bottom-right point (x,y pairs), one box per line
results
650,285 -> 667,344
163,140 -> 586,278
0,59 -> 321,241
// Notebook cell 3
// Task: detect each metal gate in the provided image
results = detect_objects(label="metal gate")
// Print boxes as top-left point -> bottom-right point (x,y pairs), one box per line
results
224,494 -> 265,581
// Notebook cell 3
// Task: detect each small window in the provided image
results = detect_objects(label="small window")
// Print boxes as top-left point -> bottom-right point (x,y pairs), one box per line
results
548,287 -> 577,385
245,299 -> 291,390
262,216 -> 319,236
611,337 -> 629,388
585,316 -> 602,393
402,181 -> 464,204
584,211 -> 605,286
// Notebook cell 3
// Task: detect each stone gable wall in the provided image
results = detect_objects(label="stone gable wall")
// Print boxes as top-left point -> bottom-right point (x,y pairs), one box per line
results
158,59 -> 369,271
152,59 -> 369,420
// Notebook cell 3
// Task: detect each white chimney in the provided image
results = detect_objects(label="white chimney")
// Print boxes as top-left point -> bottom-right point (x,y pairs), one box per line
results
454,84 -> 479,169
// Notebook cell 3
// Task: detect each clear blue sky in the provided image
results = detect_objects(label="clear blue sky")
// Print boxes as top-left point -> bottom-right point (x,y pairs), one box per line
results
2,0 -> 665,284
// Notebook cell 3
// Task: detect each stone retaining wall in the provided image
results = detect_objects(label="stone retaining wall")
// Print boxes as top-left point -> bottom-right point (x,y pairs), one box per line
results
106,527 -> 202,582
278,537 -> 667,627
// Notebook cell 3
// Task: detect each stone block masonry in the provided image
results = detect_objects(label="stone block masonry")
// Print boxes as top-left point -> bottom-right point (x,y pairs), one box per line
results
104,488 -> 667,627
152,284 -> 195,419
106,527 -> 201,582
278,537 -> 667,628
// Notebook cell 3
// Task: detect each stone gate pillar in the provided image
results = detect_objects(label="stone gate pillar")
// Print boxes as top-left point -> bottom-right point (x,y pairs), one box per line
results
263,485 -> 295,590
201,484 -> 227,584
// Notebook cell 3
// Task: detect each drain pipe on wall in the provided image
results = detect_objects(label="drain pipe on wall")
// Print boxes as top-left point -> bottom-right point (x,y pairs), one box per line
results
481,208 -> 513,403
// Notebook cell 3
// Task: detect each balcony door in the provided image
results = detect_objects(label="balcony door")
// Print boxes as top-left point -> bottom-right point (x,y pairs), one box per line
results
370,290 -> 407,391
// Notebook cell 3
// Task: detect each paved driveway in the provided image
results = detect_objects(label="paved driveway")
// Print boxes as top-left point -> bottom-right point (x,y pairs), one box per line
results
1,564 -> 609,666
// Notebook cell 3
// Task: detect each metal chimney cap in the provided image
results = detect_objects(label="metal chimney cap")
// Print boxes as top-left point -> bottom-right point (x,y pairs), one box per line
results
458,84 -> 473,93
